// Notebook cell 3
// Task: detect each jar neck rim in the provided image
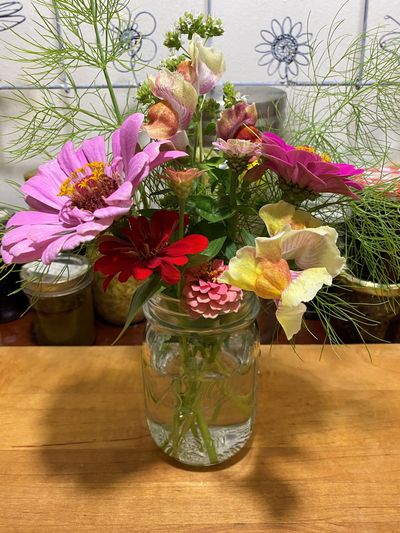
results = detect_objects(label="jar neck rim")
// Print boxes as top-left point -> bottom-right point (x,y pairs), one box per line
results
144,292 -> 260,333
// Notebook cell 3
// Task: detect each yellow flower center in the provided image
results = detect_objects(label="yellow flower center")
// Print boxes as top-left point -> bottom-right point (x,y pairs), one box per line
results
295,145 -> 331,162
58,161 -> 120,212
58,162 -> 108,197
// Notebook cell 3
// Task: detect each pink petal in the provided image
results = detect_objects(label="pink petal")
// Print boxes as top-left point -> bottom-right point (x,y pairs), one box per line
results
81,136 -> 107,164
57,141 -> 87,176
112,114 -> 144,174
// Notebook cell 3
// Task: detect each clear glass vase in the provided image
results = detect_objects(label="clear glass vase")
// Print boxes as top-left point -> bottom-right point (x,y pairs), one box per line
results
142,292 -> 260,467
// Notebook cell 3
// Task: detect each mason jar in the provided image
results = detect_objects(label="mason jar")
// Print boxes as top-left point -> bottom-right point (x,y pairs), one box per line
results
142,292 -> 260,467
20,254 -> 96,345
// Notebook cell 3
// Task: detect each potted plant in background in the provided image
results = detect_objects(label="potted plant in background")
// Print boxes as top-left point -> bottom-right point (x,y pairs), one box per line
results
332,169 -> 400,342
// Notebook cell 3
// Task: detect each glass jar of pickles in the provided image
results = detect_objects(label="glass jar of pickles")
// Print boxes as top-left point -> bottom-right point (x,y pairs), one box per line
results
20,254 -> 96,345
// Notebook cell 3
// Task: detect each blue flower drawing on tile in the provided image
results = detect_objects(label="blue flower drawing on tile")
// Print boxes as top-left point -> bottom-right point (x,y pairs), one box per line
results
0,1 -> 25,32
111,9 -> 157,83
380,15 -> 400,55
255,16 -> 312,82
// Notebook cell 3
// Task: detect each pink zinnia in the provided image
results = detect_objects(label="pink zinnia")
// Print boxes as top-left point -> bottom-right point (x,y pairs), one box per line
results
182,259 -> 243,319
1,114 -> 186,265
252,132 -> 364,199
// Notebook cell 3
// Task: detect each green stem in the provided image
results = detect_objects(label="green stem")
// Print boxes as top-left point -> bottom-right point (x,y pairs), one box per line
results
102,67 -> 123,125
198,109 -> 204,164
92,0 -> 123,125
177,198 -> 186,297
228,171 -> 239,241
178,198 -> 186,240
139,184 -> 149,210
194,408 -> 218,464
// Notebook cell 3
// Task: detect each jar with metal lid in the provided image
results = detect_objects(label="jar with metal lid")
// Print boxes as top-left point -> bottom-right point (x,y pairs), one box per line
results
20,254 -> 96,345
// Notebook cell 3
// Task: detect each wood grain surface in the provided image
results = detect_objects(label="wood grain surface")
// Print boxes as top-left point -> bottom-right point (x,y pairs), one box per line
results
0,344 -> 399,532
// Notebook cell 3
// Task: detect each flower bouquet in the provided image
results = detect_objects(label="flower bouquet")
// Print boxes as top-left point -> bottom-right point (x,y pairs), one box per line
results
0,10 -> 373,466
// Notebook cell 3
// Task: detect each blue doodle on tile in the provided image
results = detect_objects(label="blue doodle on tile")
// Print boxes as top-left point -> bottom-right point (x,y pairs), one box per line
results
0,1 -> 25,32
255,16 -> 312,82
380,15 -> 400,55
111,9 -> 157,83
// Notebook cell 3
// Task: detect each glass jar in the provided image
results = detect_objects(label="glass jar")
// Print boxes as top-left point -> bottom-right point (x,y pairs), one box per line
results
92,271 -> 145,326
20,254 -> 96,345
0,209 -> 28,323
142,292 -> 260,467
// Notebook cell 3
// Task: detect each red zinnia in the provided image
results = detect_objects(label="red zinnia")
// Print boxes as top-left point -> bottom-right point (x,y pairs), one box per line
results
94,210 -> 208,288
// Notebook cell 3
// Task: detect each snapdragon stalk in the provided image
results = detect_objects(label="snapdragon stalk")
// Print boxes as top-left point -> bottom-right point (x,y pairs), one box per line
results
228,170 -> 240,241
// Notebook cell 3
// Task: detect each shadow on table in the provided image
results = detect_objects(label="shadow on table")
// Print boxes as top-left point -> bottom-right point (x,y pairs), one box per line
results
38,363 -> 361,520
37,367 -> 159,491
230,368 -> 338,520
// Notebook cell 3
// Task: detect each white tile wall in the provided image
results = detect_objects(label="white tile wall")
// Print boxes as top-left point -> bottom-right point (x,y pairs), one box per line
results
1,0 -> 399,205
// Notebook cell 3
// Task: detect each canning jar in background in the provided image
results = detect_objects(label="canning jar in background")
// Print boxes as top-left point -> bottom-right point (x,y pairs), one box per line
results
20,254 -> 96,345
0,209 -> 28,324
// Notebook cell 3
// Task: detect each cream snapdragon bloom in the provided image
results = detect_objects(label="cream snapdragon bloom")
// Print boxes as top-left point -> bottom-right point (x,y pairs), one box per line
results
220,201 -> 345,339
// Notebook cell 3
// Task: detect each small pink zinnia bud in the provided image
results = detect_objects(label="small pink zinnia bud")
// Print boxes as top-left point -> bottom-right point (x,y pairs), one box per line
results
182,259 -> 243,319
164,167 -> 203,200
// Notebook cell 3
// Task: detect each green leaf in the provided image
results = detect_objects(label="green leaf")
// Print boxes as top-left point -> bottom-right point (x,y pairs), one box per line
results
199,156 -> 224,168
112,276 -> 163,345
241,228 -> 256,247
204,122 -> 216,135
188,236 -> 227,265
236,205 -> 258,216
225,241 -> 238,260
194,195 -> 234,223
203,236 -> 227,257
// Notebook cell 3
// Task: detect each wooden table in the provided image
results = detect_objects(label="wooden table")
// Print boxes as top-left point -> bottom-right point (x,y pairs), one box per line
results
0,345 -> 399,532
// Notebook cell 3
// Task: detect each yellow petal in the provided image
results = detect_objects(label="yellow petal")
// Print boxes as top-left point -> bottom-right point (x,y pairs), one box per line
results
255,234 -> 283,262
276,302 -> 307,340
280,227 -> 345,277
219,246 -> 259,291
259,200 -> 321,236
280,268 -> 332,307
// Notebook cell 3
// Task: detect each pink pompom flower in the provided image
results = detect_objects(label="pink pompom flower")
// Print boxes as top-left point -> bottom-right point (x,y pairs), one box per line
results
182,259 -> 243,319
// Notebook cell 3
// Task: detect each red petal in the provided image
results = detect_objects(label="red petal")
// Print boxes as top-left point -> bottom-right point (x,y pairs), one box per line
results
131,264 -> 153,280
122,216 -> 151,252
151,210 -> 179,247
146,257 -> 162,268
164,234 -> 208,256
158,262 -> 181,285
103,274 -> 116,291
118,270 -> 132,283
98,237 -> 129,255
162,255 -> 188,266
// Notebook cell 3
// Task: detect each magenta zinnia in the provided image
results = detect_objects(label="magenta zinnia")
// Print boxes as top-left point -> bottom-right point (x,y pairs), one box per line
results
253,132 -> 364,200
1,114 -> 186,265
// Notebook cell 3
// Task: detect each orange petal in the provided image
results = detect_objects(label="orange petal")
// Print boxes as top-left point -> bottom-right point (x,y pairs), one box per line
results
144,101 -> 179,140
254,258 -> 291,299
177,60 -> 197,85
